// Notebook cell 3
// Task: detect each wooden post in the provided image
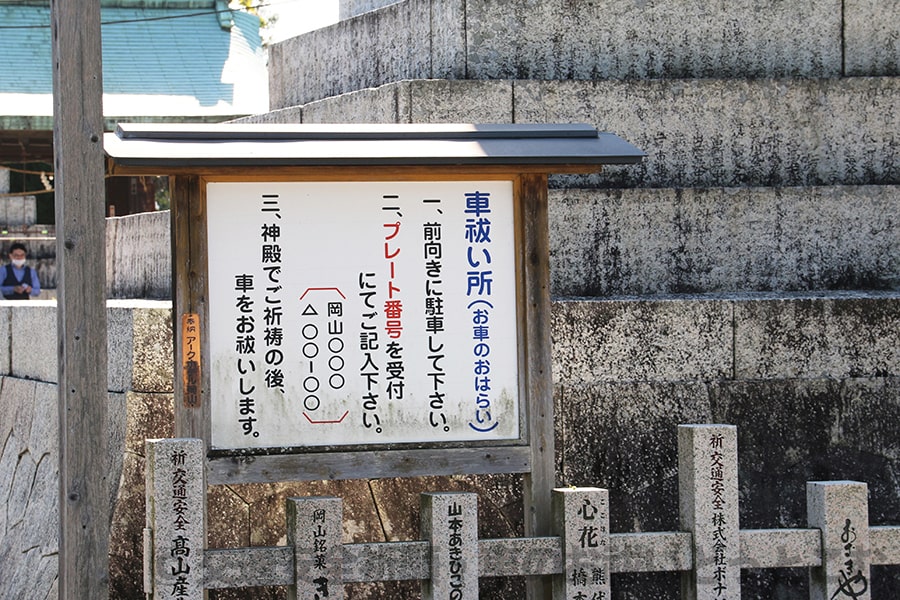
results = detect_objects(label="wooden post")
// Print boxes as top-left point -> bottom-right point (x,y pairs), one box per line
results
171,175 -> 209,440
519,173 -> 556,599
51,0 -> 110,597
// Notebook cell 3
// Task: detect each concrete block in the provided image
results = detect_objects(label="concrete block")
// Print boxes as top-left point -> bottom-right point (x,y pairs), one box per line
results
0,167 -> 8,193
129,303 -> 174,393
552,487 -> 610,600
2,195 -> 37,227
555,381 -> 712,530
734,292 -> 900,379
516,77 -> 900,189
807,482 -> 871,600
8,300 -> 172,391
547,185 -> 900,297
273,0 -> 843,107
550,298 -> 733,384
845,0 -> 900,76
421,492 -> 478,600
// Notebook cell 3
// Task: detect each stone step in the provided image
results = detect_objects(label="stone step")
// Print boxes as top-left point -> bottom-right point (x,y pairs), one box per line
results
279,77 -> 900,190
548,185 -> 900,297
550,291 -> 900,386
270,0 -> 899,107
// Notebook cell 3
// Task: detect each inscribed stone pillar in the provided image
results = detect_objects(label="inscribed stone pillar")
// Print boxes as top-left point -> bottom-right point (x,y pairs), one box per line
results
421,492 -> 479,600
807,481 -> 871,600
678,424 -> 740,600
552,487 -> 610,600
287,496 -> 344,600
145,438 -> 205,600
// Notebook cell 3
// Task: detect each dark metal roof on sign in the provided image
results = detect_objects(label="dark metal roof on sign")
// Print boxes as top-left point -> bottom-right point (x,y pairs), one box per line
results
104,123 -> 646,170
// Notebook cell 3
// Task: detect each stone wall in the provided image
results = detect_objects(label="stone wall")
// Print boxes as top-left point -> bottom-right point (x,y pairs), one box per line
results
271,0 -> 900,108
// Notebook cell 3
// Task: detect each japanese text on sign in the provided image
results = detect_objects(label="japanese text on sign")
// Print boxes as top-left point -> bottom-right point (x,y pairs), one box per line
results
207,181 -> 520,450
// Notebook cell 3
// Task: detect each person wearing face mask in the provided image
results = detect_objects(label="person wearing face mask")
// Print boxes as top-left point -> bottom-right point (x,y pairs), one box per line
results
2,242 -> 41,300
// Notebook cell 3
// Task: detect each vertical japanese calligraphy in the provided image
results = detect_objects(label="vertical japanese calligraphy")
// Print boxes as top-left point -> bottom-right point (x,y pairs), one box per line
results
709,433 -> 728,598
168,449 -> 192,598
207,181 -> 519,450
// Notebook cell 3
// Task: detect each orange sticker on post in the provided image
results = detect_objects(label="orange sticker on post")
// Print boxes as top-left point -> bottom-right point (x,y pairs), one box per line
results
181,313 -> 201,408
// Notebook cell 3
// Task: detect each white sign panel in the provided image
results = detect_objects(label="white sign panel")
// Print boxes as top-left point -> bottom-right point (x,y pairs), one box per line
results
206,181 -> 520,450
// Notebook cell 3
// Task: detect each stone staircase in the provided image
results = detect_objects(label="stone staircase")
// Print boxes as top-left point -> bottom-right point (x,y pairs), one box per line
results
253,1 -> 900,597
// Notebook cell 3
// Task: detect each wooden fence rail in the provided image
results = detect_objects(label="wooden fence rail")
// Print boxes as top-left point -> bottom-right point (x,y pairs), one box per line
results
145,425 -> 900,599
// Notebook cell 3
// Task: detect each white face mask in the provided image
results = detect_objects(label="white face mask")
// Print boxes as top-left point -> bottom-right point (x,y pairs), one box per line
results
11,259 -> 25,268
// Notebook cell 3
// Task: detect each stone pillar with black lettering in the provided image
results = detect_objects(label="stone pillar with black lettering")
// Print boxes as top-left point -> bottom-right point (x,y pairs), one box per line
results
552,487 -> 610,600
421,492 -> 479,600
287,496 -> 344,600
145,438 -> 205,600
807,481 -> 871,600
678,424 -> 740,600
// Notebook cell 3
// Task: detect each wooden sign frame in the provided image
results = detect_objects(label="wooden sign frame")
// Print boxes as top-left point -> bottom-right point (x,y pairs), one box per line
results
106,124 -> 644,594
170,168 -> 552,490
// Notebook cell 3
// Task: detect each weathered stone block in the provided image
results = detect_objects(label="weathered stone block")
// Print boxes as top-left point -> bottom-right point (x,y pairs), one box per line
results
845,0 -> 900,76
734,293 -> 900,379
270,0 -> 463,109
516,78 -> 900,189
273,0 -> 844,107
548,185 -> 900,297
550,299 -> 733,384
128,303 -> 174,393
106,210 -> 171,300
9,301 -> 56,383
465,0 -> 840,81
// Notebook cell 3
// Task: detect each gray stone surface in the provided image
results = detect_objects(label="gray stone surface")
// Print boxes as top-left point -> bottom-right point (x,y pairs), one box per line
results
287,496 -> 344,600
734,293 -> 900,379
106,210 -> 171,300
0,194 -> 37,227
269,0 -> 464,109
339,0 -> 401,19
264,77 -> 900,190
272,0 -> 846,107
551,293 -> 900,385
0,378 -> 125,600
551,298 -> 734,384
5,300 -> 172,391
548,185 -> 900,297
296,79 -> 514,125
845,0 -> 900,76
516,77 -> 900,189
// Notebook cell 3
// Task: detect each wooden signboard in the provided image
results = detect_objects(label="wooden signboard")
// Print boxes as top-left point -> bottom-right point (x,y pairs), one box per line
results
105,124 -> 644,584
